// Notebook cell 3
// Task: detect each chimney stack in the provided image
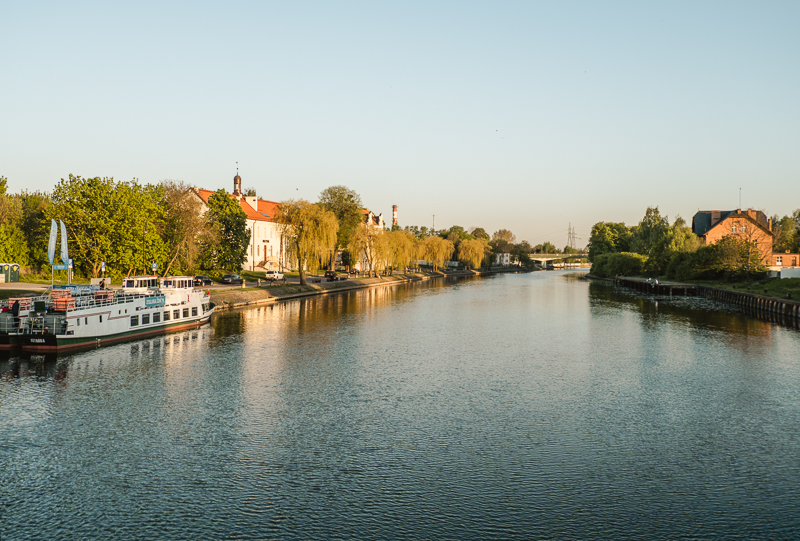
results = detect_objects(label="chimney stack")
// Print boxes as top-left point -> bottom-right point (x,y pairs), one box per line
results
392,205 -> 398,226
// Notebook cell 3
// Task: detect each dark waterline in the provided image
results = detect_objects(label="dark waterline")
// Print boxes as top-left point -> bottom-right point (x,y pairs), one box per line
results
2,271 -> 800,540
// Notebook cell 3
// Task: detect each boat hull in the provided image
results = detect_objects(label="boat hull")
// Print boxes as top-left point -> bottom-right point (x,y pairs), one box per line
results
0,333 -> 20,350
21,314 -> 213,353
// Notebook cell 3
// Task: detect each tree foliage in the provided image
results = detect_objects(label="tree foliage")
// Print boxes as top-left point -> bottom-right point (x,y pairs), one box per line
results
49,175 -> 168,278
387,230 -> 418,273
276,199 -> 338,285
422,236 -> 454,271
201,190 -> 250,271
590,252 -> 648,277
318,185 -> 363,250
588,222 -> 631,261
349,224 -> 386,277
458,238 -> 488,269
492,229 -> 516,243
161,182 -> 213,276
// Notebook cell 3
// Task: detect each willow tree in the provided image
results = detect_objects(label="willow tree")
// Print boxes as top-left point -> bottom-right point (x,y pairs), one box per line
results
276,199 -> 338,285
458,238 -> 488,270
388,230 -> 417,274
422,236 -> 454,271
348,224 -> 386,277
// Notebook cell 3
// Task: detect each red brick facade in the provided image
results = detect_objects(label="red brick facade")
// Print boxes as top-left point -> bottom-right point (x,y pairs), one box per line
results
692,209 -> 774,265
770,252 -> 800,267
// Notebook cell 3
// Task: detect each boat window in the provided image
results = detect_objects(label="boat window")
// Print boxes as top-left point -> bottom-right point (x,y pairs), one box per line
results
164,281 -> 172,287
163,311 -> 170,321
142,314 -> 150,325
131,315 -> 139,326
77,319 -> 80,327
100,316 -> 102,323
153,312 -> 161,323
192,307 -> 198,317
173,310 -> 180,319
85,317 -> 88,325
125,280 -> 134,288
183,308 -> 189,318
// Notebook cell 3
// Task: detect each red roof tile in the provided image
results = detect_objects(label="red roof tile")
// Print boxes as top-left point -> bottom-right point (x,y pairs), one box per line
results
194,188 -> 280,223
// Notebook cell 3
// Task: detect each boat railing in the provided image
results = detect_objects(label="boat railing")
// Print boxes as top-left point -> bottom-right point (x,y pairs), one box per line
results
47,291 -> 167,313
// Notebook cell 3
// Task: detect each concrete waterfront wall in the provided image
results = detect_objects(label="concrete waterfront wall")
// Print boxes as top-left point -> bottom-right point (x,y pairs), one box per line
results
610,276 -> 800,329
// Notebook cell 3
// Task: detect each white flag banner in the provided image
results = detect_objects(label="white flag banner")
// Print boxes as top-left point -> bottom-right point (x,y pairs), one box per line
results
47,220 -> 57,265
60,220 -> 69,264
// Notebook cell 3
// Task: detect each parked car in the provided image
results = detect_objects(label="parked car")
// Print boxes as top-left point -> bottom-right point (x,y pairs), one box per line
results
264,270 -> 284,281
194,275 -> 213,286
221,274 -> 244,285
324,270 -> 337,279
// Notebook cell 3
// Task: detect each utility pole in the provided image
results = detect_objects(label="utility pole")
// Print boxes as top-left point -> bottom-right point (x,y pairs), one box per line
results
432,214 -> 435,233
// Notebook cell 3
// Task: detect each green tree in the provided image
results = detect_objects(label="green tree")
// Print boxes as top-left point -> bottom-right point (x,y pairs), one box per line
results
276,199 -> 338,285
19,191 -> 51,269
49,175 -> 168,279
587,222 -> 632,261
773,215 -> 797,253
387,230 -> 418,273
201,189 -> 250,271
492,229 -> 516,243
421,236 -> 454,271
458,238 -> 489,269
0,176 -> 29,265
469,227 -> 490,241
349,224 -> 385,277
511,241 -> 533,268
161,181 -> 213,276
318,185 -> 363,251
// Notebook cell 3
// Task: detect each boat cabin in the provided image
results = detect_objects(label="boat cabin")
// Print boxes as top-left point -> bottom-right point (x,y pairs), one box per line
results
123,275 -> 159,292
161,276 -> 195,290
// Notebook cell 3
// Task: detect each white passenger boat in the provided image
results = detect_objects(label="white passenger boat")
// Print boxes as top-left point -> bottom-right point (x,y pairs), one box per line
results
0,294 -> 49,350
20,276 -> 215,352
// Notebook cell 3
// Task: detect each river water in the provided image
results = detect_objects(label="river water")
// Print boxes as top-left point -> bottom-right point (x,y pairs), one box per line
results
2,271 -> 800,540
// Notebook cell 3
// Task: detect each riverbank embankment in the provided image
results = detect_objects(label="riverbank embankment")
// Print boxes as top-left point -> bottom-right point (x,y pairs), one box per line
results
210,268 -> 527,310
591,274 -> 800,329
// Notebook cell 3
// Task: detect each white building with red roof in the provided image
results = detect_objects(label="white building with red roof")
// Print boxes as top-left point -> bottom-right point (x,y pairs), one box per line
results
192,171 -> 286,271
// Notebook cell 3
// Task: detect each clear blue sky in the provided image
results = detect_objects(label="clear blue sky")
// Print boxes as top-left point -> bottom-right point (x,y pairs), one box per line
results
2,1 -> 798,248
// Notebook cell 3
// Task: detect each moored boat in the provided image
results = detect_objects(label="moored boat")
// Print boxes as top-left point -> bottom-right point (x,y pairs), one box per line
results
20,276 -> 215,352
0,295 -> 49,350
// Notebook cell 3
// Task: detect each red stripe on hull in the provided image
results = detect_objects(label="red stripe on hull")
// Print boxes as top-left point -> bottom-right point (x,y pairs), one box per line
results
21,317 -> 212,353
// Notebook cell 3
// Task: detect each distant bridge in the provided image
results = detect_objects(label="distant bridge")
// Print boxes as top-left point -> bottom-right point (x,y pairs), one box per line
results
530,253 -> 588,263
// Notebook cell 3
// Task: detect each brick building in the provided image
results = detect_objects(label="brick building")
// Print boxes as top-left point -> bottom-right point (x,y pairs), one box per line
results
691,209 -> 774,265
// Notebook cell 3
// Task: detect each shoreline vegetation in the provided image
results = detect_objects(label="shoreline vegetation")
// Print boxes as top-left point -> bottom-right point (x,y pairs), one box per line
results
209,268 -> 528,310
585,273 -> 800,328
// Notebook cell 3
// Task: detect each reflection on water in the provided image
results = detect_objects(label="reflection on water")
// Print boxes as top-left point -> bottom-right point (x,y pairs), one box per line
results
2,271 -> 800,540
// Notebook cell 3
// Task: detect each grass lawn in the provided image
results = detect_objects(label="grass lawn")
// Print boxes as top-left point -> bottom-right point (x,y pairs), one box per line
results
0,289 -> 42,300
687,277 -> 800,300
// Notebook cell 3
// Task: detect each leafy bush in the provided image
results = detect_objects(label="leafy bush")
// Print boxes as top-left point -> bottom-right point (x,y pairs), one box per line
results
591,252 -> 648,277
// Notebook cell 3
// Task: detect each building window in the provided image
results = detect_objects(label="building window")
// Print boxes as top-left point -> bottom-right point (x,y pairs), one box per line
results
742,224 -> 747,232
732,224 -> 737,233
777,256 -> 783,265
131,315 -> 139,326
183,308 -> 189,318
153,312 -> 161,323
142,314 -> 150,324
